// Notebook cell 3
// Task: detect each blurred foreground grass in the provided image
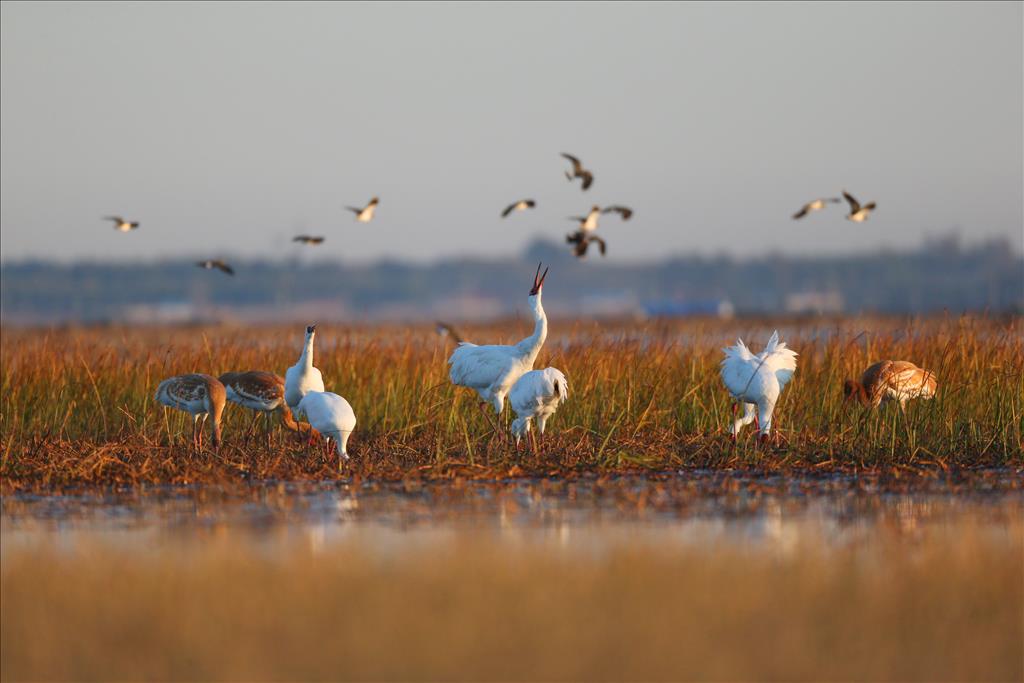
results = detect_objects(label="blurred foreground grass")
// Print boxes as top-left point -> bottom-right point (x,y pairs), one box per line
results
2,519 -> 1021,682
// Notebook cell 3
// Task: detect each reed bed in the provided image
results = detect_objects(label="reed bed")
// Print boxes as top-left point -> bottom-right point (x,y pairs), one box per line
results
1,315 -> 1021,490
3,518 -> 1021,682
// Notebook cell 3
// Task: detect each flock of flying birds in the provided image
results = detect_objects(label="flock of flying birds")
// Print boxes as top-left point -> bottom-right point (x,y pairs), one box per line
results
137,151 -> 905,466
105,152 -> 878,277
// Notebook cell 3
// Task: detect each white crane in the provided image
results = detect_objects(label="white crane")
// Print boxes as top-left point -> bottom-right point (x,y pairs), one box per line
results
295,391 -> 357,468
509,367 -> 569,447
720,330 -> 798,442
285,324 -> 326,410
154,373 -> 226,450
449,263 -> 549,420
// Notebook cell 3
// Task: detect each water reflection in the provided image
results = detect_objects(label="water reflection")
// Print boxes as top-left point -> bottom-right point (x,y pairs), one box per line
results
3,471 -> 1021,555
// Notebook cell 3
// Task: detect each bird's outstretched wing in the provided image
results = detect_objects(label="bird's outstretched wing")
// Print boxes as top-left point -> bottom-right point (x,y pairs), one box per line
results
214,261 -> 235,275
501,203 -> 516,218
792,204 -> 811,220
590,235 -> 607,256
103,216 -> 124,223
345,207 -> 361,214
863,202 -> 876,211
561,153 -> 582,173
842,191 -> 861,213
580,171 -> 594,190
602,205 -> 632,220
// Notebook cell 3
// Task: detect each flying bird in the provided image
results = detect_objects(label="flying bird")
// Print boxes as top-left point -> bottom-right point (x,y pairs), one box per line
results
561,153 -> 593,190
218,371 -> 313,442
842,190 -> 877,222
720,330 -> 798,443
284,324 -> 326,412
792,197 -> 841,220
566,231 -> 607,258
293,235 -> 325,245
569,205 -> 602,232
568,205 -> 633,233
196,260 -> 234,275
346,197 -> 379,223
843,361 -> 937,409
509,367 -> 569,448
104,216 -> 139,232
449,264 -> 549,422
501,199 -> 536,218
154,374 -> 226,450
295,390 -> 357,468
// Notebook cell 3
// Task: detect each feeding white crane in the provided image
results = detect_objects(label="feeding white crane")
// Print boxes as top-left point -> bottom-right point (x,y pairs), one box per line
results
154,373 -> 226,450
449,263 -> 549,420
294,391 -> 357,468
285,324 -> 326,411
720,330 -> 798,442
509,367 -> 569,447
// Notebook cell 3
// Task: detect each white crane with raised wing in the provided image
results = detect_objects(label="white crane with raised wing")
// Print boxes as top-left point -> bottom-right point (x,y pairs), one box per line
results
449,264 -> 549,420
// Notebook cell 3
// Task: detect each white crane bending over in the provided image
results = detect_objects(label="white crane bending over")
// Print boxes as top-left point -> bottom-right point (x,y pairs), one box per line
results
509,367 -> 569,447
720,330 -> 798,442
449,263 -> 549,416
285,324 -> 326,410
295,391 -> 357,468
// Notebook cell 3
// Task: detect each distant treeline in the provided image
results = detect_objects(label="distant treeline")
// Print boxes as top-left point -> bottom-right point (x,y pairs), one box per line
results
1,236 -> 1021,323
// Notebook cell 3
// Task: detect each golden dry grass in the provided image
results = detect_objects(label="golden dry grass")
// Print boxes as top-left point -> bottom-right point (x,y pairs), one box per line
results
2,519 -> 1021,682
1,315 -> 1021,490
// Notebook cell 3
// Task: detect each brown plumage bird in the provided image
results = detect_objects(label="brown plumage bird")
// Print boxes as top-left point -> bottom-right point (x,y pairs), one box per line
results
104,215 -> 139,232
842,190 -> 877,222
196,260 -> 234,275
346,197 -> 379,222
561,153 -> 594,190
566,231 -> 607,258
219,371 -> 315,442
501,199 -> 536,218
154,374 -> 227,449
792,197 -> 841,220
843,361 -> 937,408
293,235 -> 325,245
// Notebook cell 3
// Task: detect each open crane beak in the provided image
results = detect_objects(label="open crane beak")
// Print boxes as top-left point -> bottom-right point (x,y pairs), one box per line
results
530,262 -> 549,295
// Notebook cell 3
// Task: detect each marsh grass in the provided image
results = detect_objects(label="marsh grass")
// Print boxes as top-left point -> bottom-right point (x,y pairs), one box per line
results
2,519 -> 1021,682
1,316 -> 1021,489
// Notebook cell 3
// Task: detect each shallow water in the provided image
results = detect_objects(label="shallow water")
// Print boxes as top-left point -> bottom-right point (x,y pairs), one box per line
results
3,470 -> 1021,555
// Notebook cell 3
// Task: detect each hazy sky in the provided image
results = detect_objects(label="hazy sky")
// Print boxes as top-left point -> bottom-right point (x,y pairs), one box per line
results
1,1 -> 1021,263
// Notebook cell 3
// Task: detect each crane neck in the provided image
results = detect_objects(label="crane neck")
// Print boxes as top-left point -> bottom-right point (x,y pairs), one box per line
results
517,298 -> 548,362
299,336 -> 315,368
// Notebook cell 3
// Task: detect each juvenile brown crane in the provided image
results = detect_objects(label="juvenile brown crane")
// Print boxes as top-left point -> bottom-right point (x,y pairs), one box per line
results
219,371 -> 315,442
155,374 -> 226,450
843,361 -> 937,408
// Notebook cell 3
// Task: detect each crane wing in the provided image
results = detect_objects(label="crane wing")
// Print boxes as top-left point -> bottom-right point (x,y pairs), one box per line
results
759,330 -> 798,388
720,339 -> 757,398
448,343 -> 515,390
